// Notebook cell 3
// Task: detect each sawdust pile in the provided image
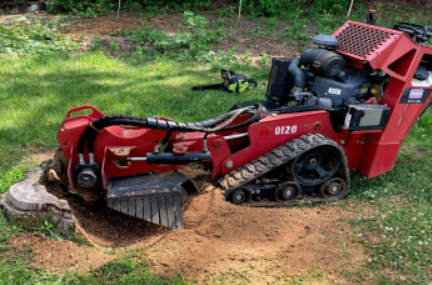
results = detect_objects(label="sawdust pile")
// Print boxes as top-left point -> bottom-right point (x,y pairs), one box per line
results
9,152 -> 366,282
144,185 -> 365,283
66,172 -> 365,283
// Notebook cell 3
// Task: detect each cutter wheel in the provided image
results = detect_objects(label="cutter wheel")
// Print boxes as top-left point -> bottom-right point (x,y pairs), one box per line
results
44,148 -> 199,229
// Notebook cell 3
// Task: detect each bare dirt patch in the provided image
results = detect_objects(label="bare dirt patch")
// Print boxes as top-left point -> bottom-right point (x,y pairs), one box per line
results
7,234 -> 116,273
65,13 -> 143,38
0,11 -> 312,58
212,14 -> 306,58
143,186 -> 365,283
9,153 -> 365,282
38,165 -> 366,283
61,12 -> 303,58
23,148 -> 54,166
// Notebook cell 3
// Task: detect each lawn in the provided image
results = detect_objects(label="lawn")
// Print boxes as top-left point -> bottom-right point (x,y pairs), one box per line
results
1,6 -> 432,284
0,52 -> 270,284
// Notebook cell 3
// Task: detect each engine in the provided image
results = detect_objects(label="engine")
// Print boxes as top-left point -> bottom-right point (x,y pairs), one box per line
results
266,35 -> 375,108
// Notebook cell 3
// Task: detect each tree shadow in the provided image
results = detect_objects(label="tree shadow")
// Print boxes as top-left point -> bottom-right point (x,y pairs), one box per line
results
2,52 -> 258,244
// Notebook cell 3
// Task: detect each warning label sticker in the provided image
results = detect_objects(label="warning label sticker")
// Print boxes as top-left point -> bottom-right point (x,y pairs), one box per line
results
400,88 -> 431,104
328,88 -> 342,95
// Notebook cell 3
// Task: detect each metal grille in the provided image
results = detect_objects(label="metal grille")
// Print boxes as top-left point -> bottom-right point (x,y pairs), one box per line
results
335,23 -> 395,59
266,57 -> 292,104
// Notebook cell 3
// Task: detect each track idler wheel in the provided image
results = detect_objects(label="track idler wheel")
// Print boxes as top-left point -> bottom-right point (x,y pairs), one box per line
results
319,177 -> 347,200
274,182 -> 300,203
228,186 -> 252,204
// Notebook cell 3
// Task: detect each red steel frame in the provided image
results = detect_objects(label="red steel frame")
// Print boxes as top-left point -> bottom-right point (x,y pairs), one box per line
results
57,21 -> 432,190
333,21 -> 432,177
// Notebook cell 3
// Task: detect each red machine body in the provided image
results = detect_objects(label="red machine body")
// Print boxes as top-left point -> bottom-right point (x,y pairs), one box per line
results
334,21 -> 432,177
48,20 -> 432,229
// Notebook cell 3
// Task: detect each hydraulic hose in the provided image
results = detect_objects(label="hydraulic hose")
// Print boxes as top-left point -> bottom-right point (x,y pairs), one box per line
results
77,104 -> 263,163
221,103 -> 263,131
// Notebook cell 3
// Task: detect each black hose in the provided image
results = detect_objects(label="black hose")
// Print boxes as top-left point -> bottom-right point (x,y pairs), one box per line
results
77,115 -> 149,154
288,57 -> 306,88
77,104 -> 263,163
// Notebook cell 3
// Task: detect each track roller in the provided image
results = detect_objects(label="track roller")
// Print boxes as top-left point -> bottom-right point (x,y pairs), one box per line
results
319,177 -> 347,200
274,182 -> 301,203
228,186 -> 252,204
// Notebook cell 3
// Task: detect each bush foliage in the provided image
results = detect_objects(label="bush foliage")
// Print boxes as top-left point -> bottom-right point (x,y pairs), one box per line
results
46,0 -> 352,18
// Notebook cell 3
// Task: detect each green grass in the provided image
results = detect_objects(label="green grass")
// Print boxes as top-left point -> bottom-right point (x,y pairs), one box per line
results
0,220 -> 188,284
2,51 -> 432,284
0,52 -> 268,193
2,6 -> 432,284
0,51 -> 268,284
345,114 -> 432,284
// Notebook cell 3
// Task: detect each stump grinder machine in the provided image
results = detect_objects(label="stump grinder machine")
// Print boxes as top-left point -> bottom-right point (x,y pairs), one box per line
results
37,16 -> 432,229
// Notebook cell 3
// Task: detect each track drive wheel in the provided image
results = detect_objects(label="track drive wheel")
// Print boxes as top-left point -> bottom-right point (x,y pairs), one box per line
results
274,182 -> 301,203
319,177 -> 347,200
228,186 -> 252,204
291,145 -> 340,185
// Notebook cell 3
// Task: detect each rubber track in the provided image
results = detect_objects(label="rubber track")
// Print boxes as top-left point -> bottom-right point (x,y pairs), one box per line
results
219,134 -> 350,203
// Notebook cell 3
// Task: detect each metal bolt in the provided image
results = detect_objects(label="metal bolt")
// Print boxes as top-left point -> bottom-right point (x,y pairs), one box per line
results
331,186 -> 339,193
340,140 -> 346,145
309,158 -> 317,165
226,161 -> 233,169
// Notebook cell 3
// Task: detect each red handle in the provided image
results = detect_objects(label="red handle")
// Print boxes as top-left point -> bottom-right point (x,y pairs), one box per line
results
65,105 -> 104,119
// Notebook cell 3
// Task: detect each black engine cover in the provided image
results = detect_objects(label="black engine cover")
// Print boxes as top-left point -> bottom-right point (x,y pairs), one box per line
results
311,75 -> 371,105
